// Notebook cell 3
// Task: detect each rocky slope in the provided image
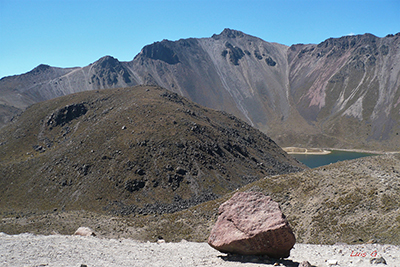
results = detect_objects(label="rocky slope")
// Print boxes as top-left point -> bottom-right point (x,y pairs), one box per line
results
0,85 -> 303,215
1,154 -> 399,246
286,33 -> 400,150
1,29 -> 399,150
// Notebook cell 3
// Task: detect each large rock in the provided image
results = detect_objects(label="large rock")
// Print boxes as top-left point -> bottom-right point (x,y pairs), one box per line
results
208,192 -> 295,258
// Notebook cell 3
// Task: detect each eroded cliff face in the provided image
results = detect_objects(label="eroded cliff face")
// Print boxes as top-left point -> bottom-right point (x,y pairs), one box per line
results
128,29 -> 291,132
1,29 -> 400,150
287,33 -> 400,149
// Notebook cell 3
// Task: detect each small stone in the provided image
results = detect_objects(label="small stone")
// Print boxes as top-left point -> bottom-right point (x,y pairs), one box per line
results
157,239 -> 166,244
122,125 -> 127,130
136,169 -> 146,175
176,167 -> 187,175
370,257 -> 387,264
74,227 -> 96,237
327,259 -> 338,266
299,261 -> 312,267
34,145 -> 43,151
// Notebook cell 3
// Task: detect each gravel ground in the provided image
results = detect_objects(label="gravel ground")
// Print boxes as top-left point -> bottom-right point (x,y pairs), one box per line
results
1,233 -> 399,267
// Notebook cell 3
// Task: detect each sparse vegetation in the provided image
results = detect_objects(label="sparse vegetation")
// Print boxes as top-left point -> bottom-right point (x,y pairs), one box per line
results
1,84 -> 399,246
1,152 -> 399,245
0,85 -> 303,217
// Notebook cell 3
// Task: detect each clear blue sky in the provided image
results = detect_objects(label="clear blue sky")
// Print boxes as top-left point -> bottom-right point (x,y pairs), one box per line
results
0,0 -> 399,79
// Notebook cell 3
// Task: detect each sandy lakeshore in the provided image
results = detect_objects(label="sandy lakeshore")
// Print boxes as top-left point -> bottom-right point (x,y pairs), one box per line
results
282,147 -> 399,155
1,233 -> 399,267
283,147 -> 331,155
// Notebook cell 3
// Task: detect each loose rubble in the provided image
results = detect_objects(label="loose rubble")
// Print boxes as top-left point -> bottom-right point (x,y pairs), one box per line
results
1,233 -> 399,266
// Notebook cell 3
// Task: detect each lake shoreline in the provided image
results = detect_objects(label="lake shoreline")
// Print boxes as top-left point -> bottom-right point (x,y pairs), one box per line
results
286,148 -> 391,168
283,147 -> 399,155
283,147 -> 331,155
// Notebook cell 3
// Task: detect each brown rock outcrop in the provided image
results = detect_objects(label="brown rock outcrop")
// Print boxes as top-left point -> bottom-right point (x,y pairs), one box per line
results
208,192 -> 295,258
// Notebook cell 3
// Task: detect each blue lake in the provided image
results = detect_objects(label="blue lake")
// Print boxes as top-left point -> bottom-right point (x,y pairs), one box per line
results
291,150 -> 377,168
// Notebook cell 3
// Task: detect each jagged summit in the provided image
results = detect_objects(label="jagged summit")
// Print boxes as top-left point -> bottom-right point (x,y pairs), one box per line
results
1,30 -> 400,150
139,41 -> 180,64
212,28 -> 246,39
87,55 -> 134,88
93,55 -> 121,68
30,64 -> 52,74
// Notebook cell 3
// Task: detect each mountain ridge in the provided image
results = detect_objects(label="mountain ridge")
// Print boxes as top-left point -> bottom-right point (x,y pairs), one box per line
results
1,29 -> 400,150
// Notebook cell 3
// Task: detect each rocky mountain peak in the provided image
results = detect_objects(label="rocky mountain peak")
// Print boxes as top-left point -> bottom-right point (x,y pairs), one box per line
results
212,28 -> 246,40
1,29 -> 400,150
29,64 -> 52,75
386,32 -> 400,38
94,56 -> 121,69
138,41 -> 180,65
90,55 -> 132,87
310,33 -> 378,57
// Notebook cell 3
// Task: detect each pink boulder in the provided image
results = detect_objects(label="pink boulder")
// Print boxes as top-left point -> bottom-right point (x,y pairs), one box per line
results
208,192 -> 295,258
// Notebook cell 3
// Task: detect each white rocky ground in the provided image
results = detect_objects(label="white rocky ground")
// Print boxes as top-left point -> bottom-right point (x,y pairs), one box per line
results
0,233 -> 399,267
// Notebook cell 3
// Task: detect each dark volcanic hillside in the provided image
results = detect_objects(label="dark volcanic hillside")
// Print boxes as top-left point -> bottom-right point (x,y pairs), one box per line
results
1,29 -> 400,150
0,85 -> 304,215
